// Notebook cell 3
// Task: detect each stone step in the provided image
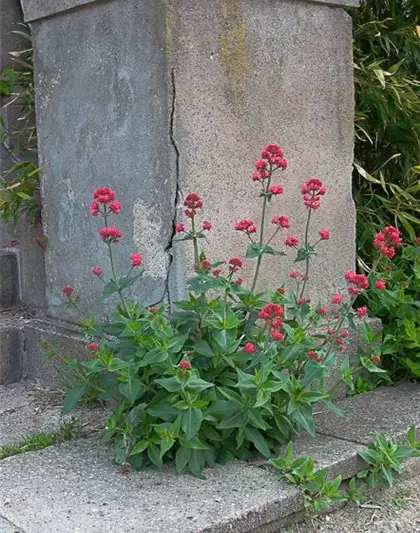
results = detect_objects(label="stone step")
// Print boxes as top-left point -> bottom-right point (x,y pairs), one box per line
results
0,251 -> 20,311
0,381 -> 108,447
0,314 -> 24,385
0,383 -> 419,533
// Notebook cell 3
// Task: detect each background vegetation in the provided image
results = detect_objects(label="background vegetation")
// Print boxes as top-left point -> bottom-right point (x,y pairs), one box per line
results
352,0 -> 420,267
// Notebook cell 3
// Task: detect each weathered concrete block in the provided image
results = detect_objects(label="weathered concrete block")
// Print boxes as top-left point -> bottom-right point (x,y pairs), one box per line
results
31,0 -> 174,319
0,324 -> 23,384
168,0 -> 357,303
0,251 -> 20,309
28,0 -> 357,318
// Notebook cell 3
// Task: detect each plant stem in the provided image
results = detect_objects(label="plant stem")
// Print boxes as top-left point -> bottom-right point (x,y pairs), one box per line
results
299,207 -> 313,298
191,216 -> 200,266
107,242 -> 129,314
251,172 -> 272,292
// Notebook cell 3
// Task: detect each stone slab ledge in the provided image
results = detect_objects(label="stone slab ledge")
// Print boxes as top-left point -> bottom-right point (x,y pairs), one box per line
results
21,0 -> 360,23
0,383 -> 418,533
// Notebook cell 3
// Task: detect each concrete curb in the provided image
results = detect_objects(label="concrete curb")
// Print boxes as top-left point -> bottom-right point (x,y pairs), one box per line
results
0,383 -> 419,533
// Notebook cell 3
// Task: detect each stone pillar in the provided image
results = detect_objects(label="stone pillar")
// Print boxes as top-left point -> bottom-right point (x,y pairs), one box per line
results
20,0 -> 359,319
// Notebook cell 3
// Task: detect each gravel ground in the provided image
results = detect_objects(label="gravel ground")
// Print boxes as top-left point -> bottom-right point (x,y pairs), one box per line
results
284,475 -> 420,533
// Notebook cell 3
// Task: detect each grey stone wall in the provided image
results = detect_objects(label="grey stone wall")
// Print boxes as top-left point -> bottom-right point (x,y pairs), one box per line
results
23,0 -> 358,319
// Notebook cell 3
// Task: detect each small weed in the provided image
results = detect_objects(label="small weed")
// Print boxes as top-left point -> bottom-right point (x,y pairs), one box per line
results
0,419 -> 81,460
269,442 -> 347,513
357,425 -> 420,489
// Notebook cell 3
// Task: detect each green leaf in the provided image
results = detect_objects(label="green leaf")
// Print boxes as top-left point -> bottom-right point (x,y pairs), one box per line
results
130,440 -> 149,456
193,340 -> 215,358
186,377 -> 214,393
175,446 -> 191,473
119,379 -> 142,403
244,427 -> 271,458
160,438 -> 175,458
62,385 -> 86,415
102,281 -> 121,299
138,349 -> 168,367
155,377 -> 182,392
147,444 -> 163,468
181,408 -> 203,440
217,409 -> 248,429
188,449 -> 206,479
290,403 -> 315,437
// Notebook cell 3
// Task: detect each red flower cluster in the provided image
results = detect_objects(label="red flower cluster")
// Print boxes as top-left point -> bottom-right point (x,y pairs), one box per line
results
316,307 -> 328,317
212,268 -> 221,277
91,188 -> 119,217
178,360 -> 192,370
258,303 -> 284,340
235,219 -> 257,235
272,216 -> 290,229
270,185 -> 284,196
331,293 -> 343,305
195,259 -> 211,271
318,228 -> 330,240
375,279 -> 386,291
289,270 -> 305,281
99,227 -> 122,243
130,253 -> 143,267
373,226 -> 402,259
296,297 -> 311,305
62,285 -> 74,296
184,193 -> 203,218
175,223 -> 185,233
308,351 -> 324,363
355,307 -> 367,319
252,144 -> 287,181
258,303 -> 284,321
301,178 -> 326,210
87,342 -> 100,352
229,257 -> 243,273
325,330 -> 346,352
284,235 -> 300,247
202,221 -> 212,231
92,266 -> 103,276
109,201 -> 121,214
93,187 -> 116,204
244,343 -> 257,354
345,271 -> 368,296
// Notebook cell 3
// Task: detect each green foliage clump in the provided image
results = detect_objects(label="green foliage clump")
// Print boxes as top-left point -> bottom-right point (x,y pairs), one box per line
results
352,0 -> 420,263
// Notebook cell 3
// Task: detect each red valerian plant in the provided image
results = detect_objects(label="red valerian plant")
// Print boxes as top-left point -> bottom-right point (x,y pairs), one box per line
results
57,145 -> 380,478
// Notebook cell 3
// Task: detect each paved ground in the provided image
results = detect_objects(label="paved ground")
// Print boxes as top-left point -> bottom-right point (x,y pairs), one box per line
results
286,474 -> 420,533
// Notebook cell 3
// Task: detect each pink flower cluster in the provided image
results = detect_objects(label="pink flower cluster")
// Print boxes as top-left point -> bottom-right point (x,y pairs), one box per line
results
258,303 -> 285,341
308,350 -> 324,363
99,227 -> 122,244
373,226 -> 402,259
345,270 -> 369,296
229,257 -> 243,273
235,219 -> 257,235
252,144 -> 287,182
184,193 -> 203,218
301,178 -> 326,210
91,187 -> 121,217
272,216 -> 290,229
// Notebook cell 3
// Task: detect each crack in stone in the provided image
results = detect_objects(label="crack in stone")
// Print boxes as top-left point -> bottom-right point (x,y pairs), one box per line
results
161,66 -> 181,308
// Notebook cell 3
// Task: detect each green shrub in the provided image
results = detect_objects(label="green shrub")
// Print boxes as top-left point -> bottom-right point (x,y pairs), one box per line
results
55,145 -> 373,477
